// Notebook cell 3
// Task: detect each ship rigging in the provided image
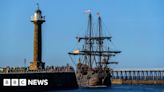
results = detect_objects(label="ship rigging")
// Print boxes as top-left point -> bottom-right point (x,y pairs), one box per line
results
68,11 -> 121,87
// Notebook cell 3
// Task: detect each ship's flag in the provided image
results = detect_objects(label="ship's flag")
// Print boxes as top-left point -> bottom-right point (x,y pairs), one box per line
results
97,12 -> 100,16
85,9 -> 91,14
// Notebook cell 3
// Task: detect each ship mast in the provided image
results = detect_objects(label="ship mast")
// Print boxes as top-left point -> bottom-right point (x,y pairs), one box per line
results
97,13 -> 102,67
88,13 -> 93,68
83,12 -> 93,68
68,11 -> 121,68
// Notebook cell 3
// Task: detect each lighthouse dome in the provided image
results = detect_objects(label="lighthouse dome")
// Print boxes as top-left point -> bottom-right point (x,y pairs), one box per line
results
35,8 -> 42,14
31,3 -> 45,22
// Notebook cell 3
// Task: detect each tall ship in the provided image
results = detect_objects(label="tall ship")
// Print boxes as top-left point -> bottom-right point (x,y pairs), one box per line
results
68,11 -> 121,87
0,5 -> 78,91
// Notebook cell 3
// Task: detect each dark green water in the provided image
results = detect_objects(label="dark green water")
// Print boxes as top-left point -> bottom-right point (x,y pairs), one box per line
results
53,85 -> 164,92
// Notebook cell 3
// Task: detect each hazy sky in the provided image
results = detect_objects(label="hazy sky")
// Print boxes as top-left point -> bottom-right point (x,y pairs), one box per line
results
0,0 -> 164,69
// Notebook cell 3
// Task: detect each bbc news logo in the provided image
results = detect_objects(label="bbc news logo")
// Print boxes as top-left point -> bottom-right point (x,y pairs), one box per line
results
3,79 -> 48,86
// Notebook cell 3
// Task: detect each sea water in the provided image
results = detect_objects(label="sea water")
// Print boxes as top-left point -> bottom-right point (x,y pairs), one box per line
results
53,85 -> 164,92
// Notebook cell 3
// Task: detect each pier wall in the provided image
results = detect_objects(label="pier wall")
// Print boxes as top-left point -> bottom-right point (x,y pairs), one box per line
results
112,79 -> 164,85
0,72 -> 78,91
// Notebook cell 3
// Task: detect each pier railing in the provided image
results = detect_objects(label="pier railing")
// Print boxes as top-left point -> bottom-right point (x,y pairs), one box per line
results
111,68 -> 164,80
0,66 -> 75,74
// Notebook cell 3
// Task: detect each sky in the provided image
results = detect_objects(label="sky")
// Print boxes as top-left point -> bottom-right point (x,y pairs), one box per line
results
0,0 -> 164,69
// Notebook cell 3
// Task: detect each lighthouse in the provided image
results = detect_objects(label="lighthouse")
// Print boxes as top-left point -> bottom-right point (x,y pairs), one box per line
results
29,4 -> 45,70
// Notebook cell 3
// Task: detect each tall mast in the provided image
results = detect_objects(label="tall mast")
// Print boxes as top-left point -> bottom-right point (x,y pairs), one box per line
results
88,13 -> 92,68
98,14 -> 102,67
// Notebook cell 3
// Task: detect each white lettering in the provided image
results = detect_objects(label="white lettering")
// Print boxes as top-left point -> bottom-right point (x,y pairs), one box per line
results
3,79 -> 48,86
11,79 -> 18,86
3,79 -> 10,86
37,80 -> 44,85
19,79 -> 26,86
44,79 -> 48,85
28,79 -> 48,86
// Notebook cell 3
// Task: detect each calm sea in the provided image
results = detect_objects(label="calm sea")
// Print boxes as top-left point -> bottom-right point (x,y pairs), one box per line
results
52,85 -> 164,92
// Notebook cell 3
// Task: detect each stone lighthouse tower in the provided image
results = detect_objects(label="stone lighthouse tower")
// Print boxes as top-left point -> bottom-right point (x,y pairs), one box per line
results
29,5 -> 45,70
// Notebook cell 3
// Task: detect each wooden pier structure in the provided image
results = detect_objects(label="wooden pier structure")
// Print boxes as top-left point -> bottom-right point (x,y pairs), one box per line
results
111,68 -> 164,85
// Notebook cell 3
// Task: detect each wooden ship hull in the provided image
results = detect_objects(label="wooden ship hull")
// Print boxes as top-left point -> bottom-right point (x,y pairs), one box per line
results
76,63 -> 112,87
77,71 -> 111,87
